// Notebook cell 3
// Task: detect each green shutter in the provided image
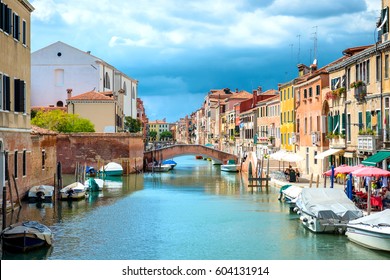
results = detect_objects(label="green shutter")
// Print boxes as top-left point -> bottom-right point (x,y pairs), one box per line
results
328,115 -> 332,133
366,111 -> 371,129
342,113 -> 346,134
358,112 -> 363,129
377,110 -> 382,130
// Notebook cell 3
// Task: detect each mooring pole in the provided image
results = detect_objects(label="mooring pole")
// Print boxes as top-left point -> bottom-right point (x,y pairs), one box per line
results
2,186 -> 6,230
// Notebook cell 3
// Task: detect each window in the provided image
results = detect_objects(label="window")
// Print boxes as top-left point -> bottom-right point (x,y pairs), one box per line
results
358,111 -> 363,130
296,118 -> 300,133
104,72 -> 111,89
314,151 -> 318,165
14,151 -> 18,179
376,55 -> 381,82
316,85 -> 320,96
385,54 -> 389,79
42,150 -> 46,170
303,89 -> 307,99
0,73 -> 2,110
309,87 -> 312,97
304,117 -> 307,134
0,2 -> 12,34
331,77 -> 340,90
22,150 -> 26,176
12,12 -> 19,40
4,151 -> 8,181
1,74 -> 10,111
22,20 -> 26,45
14,79 -> 25,113
347,114 -> 351,142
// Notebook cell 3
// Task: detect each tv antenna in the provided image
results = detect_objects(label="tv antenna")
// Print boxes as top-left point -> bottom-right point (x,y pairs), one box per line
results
311,26 -> 318,64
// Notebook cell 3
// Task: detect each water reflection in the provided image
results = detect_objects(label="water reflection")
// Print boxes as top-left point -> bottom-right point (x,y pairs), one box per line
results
1,156 -> 390,260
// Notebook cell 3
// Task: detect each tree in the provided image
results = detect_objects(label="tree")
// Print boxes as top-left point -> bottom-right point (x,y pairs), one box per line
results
31,109 -> 95,133
124,116 -> 142,133
149,130 -> 157,141
160,131 -> 173,141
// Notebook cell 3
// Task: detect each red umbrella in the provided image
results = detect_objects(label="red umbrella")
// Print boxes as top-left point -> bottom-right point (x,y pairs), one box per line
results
351,166 -> 390,178
323,164 -> 365,176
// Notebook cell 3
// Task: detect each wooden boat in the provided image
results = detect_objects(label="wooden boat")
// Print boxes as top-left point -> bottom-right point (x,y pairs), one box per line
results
84,178 -> 104,192
294,188 -> 363,233
162,159 -> 177,170
28,185 -> 54,203
99,162 -> 123,176
346,209 -> 390,251
1,221 -> 53,252
59,182 -> 86,200
221,159 -> 240,172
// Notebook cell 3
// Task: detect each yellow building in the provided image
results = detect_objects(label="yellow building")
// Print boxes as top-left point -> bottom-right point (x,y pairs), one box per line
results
67,90 -> 123,133
148,119 -> 170,141
279,81 -> 295,152
0,0 -> 34,192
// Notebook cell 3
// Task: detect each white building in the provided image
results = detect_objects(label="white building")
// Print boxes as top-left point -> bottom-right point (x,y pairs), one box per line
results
31,41 -> 138,119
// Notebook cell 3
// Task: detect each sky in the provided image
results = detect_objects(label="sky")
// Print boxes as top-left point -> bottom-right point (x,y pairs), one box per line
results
30,0 -> 382,123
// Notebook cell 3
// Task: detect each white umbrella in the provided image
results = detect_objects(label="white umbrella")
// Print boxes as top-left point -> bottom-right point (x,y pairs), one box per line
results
269,150 -> 287,161
281,152 -> 304,163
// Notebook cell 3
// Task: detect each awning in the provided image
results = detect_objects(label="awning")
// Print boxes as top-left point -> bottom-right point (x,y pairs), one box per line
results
343,152 -> 355,158
314,148 -> 344,160
361,151 -> 390,166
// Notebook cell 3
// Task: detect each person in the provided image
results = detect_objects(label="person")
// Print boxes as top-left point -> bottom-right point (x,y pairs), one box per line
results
295,168 -> 300,182
284,165 -> 292,180
381,187 -> 390,207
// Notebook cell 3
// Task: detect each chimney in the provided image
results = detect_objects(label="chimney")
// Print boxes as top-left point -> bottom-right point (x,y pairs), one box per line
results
66,88 -> 73,99
257,86 -> 262,94
310,63 -> 318,73
235,88 -> 238,93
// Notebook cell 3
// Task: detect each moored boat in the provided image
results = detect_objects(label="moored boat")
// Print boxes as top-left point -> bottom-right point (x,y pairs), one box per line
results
195,155 -> 203,160
162,159 -> 177,170
99,162 -> 123,176
84,178 -> 104,192
294,188 -> 363,233
221,159 -> 240,172
346,209 -> 390,251
59,182 -> 86,200
147,163 -> 171,172
1,221 -> 53,252
28,185 -> 54,203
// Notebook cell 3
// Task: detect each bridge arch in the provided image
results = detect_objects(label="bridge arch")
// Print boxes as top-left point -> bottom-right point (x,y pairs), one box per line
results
144,144 -> 238,165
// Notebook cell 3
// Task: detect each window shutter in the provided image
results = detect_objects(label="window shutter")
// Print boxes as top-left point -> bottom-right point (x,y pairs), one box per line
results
5,76 -> 10,111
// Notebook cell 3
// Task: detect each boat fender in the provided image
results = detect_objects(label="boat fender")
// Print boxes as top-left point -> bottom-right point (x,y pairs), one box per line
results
66,189 -> 75,197
36,191 -> 45,200
293,207 -> 298,212
297,211 -> 301,215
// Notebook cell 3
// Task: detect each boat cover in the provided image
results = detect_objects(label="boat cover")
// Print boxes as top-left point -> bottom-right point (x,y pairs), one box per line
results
296,188 -> 363,221
100,162 -> 123,171
1,221 -> 53,245
282,185 -> 303,199
348,209 -> 390,226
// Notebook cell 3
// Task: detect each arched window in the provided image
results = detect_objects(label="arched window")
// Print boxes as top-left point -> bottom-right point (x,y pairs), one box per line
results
105,72 -> 111,89
57,101 -> 64,107
123,82 -> 127,95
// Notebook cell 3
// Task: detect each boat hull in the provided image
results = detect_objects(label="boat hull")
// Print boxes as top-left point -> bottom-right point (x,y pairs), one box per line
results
1,221 -> 53,253
346,225 -> 390,251
60,182 -> 86,200
298,211 -> 348,233
221,164 -> 240,172
147,164 -> 171,172
28,185 -> 54,203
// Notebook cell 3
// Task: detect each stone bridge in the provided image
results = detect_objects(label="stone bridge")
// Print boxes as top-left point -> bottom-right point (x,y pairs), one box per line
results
144,144 -> 238,165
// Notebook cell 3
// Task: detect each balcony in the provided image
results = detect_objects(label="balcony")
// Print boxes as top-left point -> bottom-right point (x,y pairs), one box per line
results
357,134 -> 382,153
329,137 -> 346,149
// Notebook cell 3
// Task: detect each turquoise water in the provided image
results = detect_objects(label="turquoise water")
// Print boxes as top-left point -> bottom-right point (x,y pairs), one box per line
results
1,156 -> 390,260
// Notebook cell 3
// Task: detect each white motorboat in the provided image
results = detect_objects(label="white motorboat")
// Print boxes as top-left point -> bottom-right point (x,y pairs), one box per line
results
346,209 -> 390,251
221,159 -> 240,172
147,163 -> 171,172
282,185 -> 303,203
294,188 -> 363,233
28,185 -> 54,202
59,182 -> 86,200
162,159 -> 177,170
1,221 -> 53,252
99,162 -> 123,176
84,178 -> 104,192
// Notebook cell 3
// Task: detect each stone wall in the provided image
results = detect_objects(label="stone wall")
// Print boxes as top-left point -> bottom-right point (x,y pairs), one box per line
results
56,133 -> 144,174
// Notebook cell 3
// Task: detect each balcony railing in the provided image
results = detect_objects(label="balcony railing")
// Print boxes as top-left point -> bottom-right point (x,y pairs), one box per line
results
329,137 -> 346,149
357,134 -> 383,153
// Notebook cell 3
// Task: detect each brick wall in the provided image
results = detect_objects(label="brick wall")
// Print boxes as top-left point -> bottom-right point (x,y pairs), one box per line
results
56,133 -> 144,174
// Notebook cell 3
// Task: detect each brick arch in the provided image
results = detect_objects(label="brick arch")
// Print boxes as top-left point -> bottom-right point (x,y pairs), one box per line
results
144,144 -> 238,165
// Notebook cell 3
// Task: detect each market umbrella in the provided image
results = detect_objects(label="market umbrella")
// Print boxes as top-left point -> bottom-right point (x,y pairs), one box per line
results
269,150 -> 287,161
323,164 -> 365,176
351,166 -> 390,215
281,152 -> 304,163
351,166 -> 390,178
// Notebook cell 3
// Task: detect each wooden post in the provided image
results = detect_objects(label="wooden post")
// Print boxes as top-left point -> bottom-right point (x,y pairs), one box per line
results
12,175 -> 21,207
265,157 -> 270,188
2,186 -> 6,230
316,174 -> 320,188
6,168 -> 14,211
309,173 -> 313,188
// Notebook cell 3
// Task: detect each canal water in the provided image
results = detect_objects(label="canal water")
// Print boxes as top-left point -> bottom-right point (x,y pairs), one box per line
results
1,155 -> 390,260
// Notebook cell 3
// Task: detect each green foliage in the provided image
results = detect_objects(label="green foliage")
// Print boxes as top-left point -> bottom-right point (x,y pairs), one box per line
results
31,109 -> 95,133
160,131 -> 173,140
124,116 -> 142,133
149,130 -> 157,141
